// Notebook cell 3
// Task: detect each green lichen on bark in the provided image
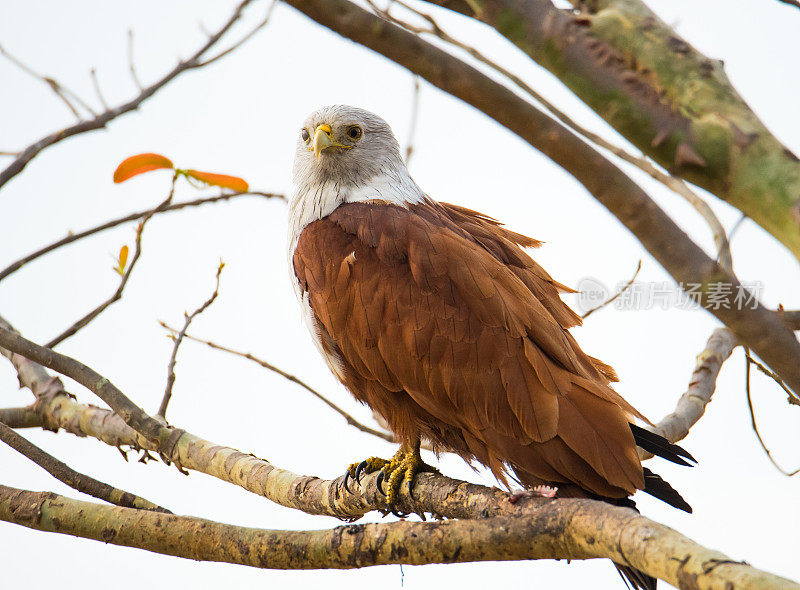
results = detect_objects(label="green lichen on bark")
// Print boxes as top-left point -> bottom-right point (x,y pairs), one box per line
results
461,0 -> 800,260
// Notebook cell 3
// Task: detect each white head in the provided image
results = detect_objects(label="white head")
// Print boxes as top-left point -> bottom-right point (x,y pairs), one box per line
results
288,105 -> 425,252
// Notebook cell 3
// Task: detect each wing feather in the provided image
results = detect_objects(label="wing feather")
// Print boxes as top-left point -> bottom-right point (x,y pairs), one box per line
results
293,200 -> 647,497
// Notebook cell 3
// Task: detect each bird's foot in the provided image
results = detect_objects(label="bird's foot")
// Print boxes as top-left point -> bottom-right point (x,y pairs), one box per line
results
376,445 -> 437,510
340,444 -> 436,515
342,456 -> 390,493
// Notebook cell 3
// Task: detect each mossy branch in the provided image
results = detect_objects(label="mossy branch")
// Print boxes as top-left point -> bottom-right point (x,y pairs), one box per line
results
426,0 -> 800,261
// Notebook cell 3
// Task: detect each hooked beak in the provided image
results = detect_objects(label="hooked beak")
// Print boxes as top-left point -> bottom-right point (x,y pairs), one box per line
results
312,124 -> 334,160
311,123 -> 352,160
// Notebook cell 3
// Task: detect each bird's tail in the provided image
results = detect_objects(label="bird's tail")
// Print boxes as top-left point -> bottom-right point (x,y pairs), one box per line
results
615,564 -> 657,590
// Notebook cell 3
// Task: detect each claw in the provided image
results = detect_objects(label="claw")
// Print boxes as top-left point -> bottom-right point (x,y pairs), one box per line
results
342,470 -> 352,494
376,471 -> 386,496
355,460 -> 368,482
390,505 -> 409,518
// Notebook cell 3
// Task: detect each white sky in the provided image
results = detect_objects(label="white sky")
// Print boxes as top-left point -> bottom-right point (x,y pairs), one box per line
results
1,1 -> 799,588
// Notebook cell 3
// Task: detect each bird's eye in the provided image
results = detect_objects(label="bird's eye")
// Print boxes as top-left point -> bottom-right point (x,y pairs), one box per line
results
346,125 -> 363,140
301,128 -> 310,142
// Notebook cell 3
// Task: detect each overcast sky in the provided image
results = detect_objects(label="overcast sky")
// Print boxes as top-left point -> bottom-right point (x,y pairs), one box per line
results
1,1 -> 799,588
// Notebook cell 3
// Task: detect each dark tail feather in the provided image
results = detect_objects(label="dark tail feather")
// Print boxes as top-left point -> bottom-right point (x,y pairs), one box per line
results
630,424 -> 697,466
615,564 -> 657,590
642,467 -> 692,513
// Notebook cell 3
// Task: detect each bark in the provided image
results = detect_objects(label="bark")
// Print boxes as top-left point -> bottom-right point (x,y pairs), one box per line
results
1,331 -> 796,587
426,0 -> 800,261
0,483 -> 796,589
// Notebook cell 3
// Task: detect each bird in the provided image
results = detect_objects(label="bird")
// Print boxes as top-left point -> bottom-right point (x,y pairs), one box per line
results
288,105 -> 694,589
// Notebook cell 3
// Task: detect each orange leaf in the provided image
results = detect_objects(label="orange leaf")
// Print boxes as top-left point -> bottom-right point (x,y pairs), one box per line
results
184,169 -> 249,192
113,153 -> 174,183
113,245 -> 129,276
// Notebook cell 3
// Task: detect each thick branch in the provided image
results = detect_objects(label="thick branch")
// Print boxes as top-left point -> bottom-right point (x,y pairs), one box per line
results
0,421 -> 169,512
0,0 -> 255,191
425,0 -> 800,261
0,325 -> 174,447
0,485 -> 794,589
0,322 -> 795,587
281,0 -> 800,396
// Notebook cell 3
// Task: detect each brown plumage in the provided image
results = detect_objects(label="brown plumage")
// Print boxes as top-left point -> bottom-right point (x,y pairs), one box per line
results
290,106 -> 693,590
295,199 -> 655,500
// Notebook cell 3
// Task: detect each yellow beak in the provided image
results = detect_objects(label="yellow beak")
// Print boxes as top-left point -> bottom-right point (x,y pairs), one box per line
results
313,124 -> 334,160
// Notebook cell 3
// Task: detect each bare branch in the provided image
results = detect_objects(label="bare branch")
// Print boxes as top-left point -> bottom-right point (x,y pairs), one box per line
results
1,323 -> 795,586
0,42 -> 91,120
1,485 -> 795,589
369,0 -> 733,272
775,0 -> 800,10
158,262 -> 225,419
282,0 -> 800,398
0,421 -> 170,512
744,348 -> 800,405
744,349 -> 800,475
89,67 -> 109,111
404,76 -> 421,165
0,407 -> 42,429
0,323 -> 173,448
158,323 -> 395,443
0,190 -> 281,284
44,175 -> 178,349
195,1 -> 277,68
126,29 -> 144,91
581,260 -> 641,320
639,328 -> 737,460
0,0 -> 256,191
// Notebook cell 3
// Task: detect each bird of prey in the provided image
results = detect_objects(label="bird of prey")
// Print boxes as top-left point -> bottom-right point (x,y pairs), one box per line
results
289,105 -> 693,589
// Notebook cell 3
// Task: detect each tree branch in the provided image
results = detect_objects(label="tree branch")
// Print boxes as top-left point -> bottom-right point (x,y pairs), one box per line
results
45,177 -> 177,349
0,190 -> 281,283
422,0 -> 800,261
639,328 -> 737,460
369,0 -> 733,272
158,262 -> 225,419
0,0 -> 256,191
0,319 -> 795,586
0,484 -> 795,589
0,421 -> 170,512
158,323 -> 396,443
281,0 -> 800,397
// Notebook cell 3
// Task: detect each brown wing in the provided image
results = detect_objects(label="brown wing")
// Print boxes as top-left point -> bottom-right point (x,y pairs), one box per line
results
293,200 -> 645,498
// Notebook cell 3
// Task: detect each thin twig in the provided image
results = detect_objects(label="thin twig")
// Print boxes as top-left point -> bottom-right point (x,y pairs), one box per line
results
195,1 -> 277,68
89,67 -> 109,111
0,420 -> 171,512
581,260 -> 642,319
0,43 -> 89,121
367,0 -> 734,273
45,174 -> 179,349
405,76 -> 421,165
158,323 -> 396,443
0,151 -> 20,157
126,29 -> 144,91
158,262 -> 225,419
0,0 -> 255,191
744,349 -> 800,476
0,190 -> 281,283
744,349 -> 800,406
